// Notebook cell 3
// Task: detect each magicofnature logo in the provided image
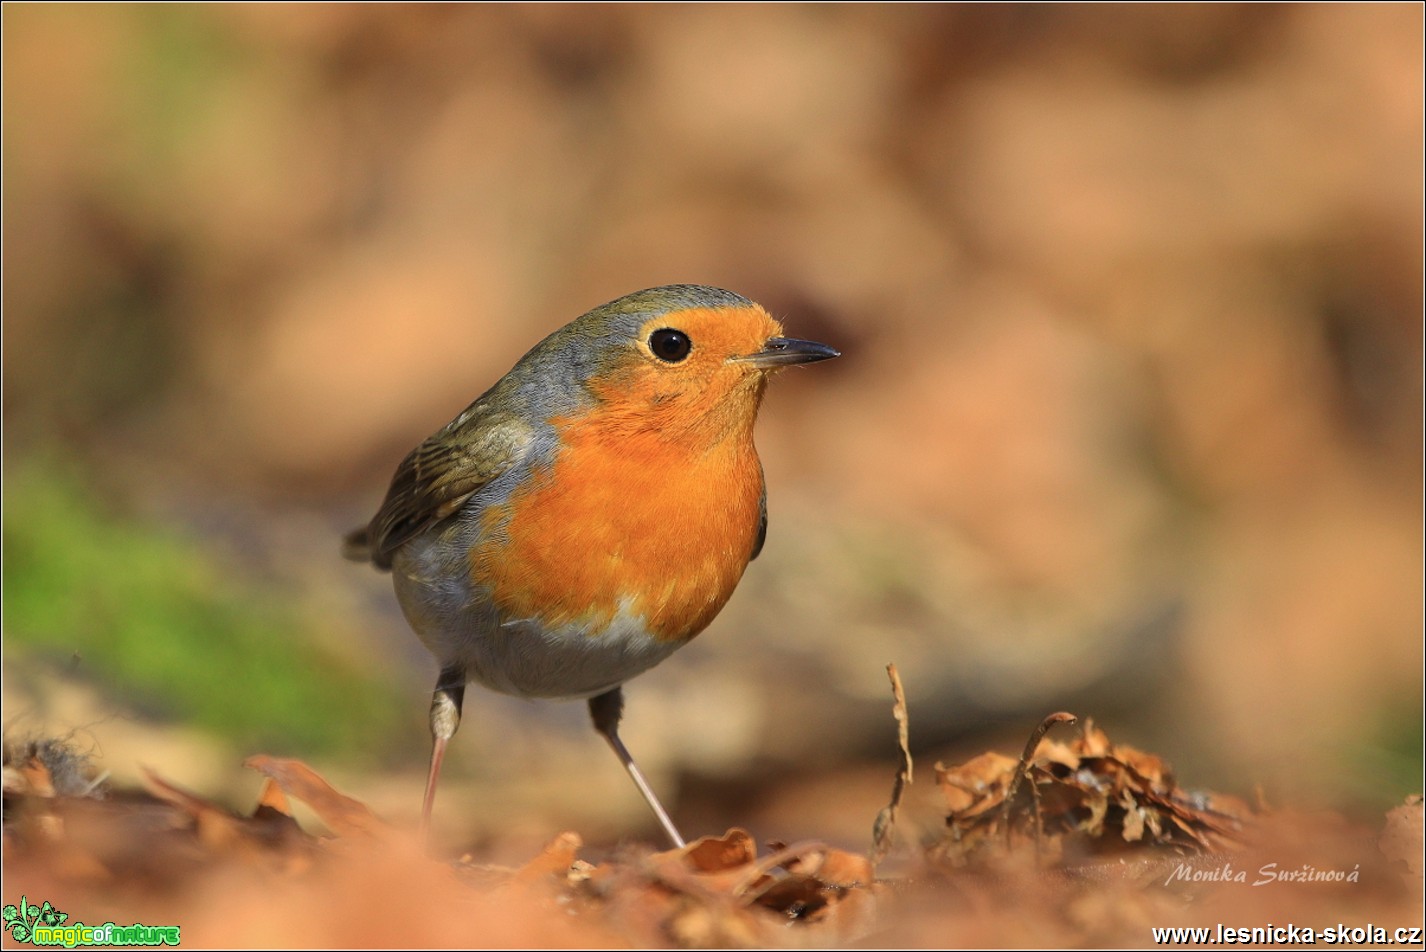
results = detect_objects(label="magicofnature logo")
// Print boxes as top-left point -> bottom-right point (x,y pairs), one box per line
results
3,897 -> 180,947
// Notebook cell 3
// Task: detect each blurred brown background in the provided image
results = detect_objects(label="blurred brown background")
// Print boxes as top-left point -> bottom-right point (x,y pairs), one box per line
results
4,4 -> 1421,853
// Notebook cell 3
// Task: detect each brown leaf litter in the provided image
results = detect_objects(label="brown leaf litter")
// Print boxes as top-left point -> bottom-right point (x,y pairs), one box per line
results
3,742 -> 881,947
930,714 -> 1250,868
4,698 -> 1419,948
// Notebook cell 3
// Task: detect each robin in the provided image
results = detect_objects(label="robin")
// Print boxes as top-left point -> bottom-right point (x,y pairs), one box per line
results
344,285 -> 839,846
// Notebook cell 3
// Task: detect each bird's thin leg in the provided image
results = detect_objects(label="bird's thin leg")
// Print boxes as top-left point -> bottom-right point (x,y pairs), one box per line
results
422,665 -> 466,840
588,687 -> 686,848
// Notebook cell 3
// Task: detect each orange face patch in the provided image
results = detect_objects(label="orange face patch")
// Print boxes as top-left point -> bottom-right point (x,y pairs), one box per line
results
583,305 -> 784,441
468,304 -> 780,642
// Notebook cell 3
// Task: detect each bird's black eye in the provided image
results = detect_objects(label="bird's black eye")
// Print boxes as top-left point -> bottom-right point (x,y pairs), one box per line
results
649,328 -> 692,363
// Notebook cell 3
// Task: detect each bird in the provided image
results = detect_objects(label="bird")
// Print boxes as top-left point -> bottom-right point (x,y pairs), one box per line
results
344,284 -> 839,846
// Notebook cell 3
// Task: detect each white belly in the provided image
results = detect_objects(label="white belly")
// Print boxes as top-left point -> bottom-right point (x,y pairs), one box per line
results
391,539 -> 683,699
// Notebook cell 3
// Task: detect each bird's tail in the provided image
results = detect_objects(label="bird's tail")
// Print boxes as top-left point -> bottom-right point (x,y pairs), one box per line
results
341,526 -> 375,563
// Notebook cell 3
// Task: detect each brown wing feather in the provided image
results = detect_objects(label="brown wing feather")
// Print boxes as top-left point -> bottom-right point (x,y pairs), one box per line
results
344,408 -> 533,570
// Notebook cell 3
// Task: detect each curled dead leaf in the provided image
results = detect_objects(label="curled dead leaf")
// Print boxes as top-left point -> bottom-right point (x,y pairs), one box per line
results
244,755 -> 387,838
934,716 -> 1248,867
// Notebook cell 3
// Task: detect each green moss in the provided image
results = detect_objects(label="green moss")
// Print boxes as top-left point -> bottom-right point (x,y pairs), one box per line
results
1359,704 -> 1425,810
3,456 -> 407,760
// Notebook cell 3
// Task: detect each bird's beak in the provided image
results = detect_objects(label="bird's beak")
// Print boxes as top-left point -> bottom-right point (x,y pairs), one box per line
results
735,336 -> 841,369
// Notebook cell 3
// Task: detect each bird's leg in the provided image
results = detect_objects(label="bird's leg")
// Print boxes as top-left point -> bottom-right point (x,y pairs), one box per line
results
588,687 -> 686,848
422,665 -> 466,840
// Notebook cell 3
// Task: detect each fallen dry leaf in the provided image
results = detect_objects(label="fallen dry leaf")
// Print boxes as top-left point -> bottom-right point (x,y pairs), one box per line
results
243,755 -> 387,838
1379,795 -> 1424,883
932,718 -> 1248,868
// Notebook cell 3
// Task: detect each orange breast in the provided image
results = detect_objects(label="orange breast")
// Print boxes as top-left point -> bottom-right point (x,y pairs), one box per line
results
469,411 -> 765,642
